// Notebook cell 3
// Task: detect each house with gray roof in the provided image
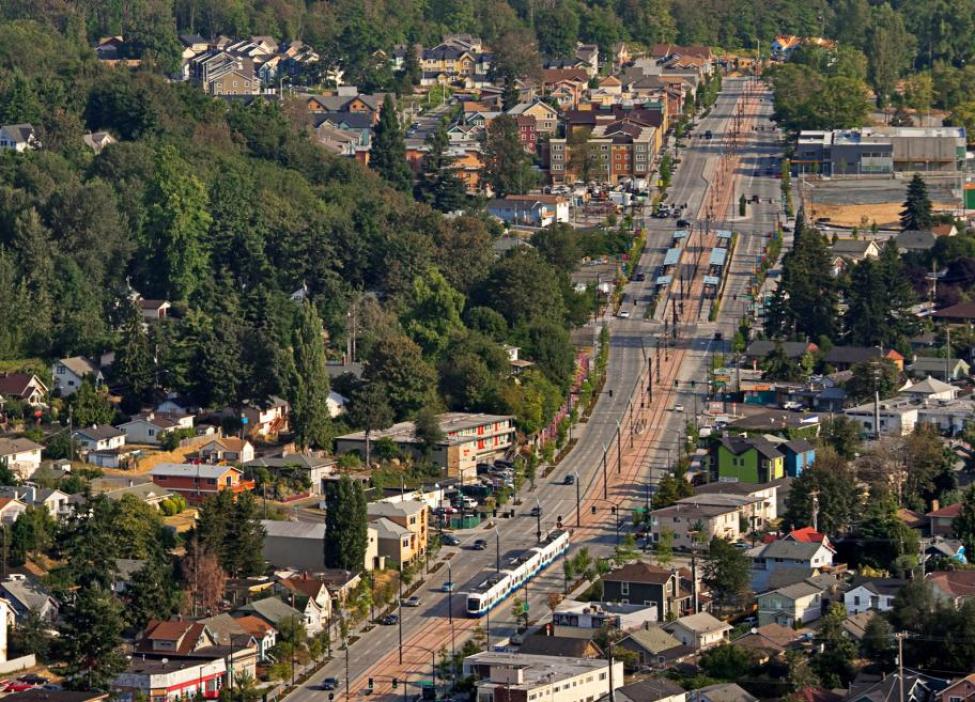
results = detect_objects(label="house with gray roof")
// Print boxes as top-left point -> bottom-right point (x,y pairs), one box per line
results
757,580 -> 825,627
52,356 -> 102,397
697,683 -> 758,702
663,612 -> 732,651
236,596 -> 322,635
0,577 -> 59,624
907,357 -> 970,382
0,124 -> 39,152
616,626 -> 694,669
599,677 -> 686,702
750,539 -> 834,592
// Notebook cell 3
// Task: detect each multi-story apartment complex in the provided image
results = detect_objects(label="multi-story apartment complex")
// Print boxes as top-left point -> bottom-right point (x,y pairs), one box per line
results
550,119 -> 656,185
463,652 -> 623,702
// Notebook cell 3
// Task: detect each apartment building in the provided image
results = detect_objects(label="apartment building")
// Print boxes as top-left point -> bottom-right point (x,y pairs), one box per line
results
549,119 -> 656,185
650,502 -> 740,548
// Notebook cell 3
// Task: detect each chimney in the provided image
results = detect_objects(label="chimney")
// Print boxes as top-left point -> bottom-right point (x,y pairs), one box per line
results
931,499 -> 940,513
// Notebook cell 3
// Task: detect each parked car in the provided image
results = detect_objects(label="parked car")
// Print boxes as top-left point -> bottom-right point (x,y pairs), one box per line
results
18,676 -> 47,685
381,614 -> 399,625
617,310 -> 631,319
402,596 -> 422,607
472,539 -> 488,550
442,581 -> 455,592
442,534 -> 461,546
530,505 -> 542,517
673,404 -> 685,413
676,218 -> 690,227
563,474 -> 575,485
322,678 -> 340,691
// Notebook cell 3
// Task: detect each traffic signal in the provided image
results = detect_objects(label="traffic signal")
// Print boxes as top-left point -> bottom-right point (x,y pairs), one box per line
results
368,678 -> 374,689
591,506 -> 597,515
392,679 -> 398,690
611,506 -> 617,514
557,516 -> 563,527
674,380 -> 679,387
328,694 -> 334,701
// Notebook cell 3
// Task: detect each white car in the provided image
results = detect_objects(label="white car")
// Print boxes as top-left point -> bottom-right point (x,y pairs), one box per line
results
617,310 -> 631,319
673,404 -> 685,413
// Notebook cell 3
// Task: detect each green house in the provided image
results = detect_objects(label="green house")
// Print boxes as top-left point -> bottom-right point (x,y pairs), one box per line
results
711,436 -> 785,483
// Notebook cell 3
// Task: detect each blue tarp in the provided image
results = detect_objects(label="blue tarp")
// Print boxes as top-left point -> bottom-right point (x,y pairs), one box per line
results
664,248 -> 682,267
708,248 -> 728,267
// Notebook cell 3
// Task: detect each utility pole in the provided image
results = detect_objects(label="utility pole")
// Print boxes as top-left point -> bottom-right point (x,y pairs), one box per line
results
896,632 -> 907,702
811,490 -> 820,532
602,444 -> 609,500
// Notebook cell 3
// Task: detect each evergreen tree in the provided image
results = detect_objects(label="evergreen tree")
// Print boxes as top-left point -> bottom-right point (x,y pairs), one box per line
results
288,302 -> 331,449
345,381 -> 395,467
501,72 -> 520,112
900,173 -> 933,231
413,406 -> 445,461
399,45 -> 421,93
194,490 -> 265,578
774,227 -> 838,341
56,585 -> 127,690
846,243 -> 917,346
127,551 -> 182,629
324,475 -> 368,571
414,124 -> 467,213
370,95 -> 412,191
483,114 -> 536,197
363,334 -> 437,420
702,536 -> 751,606
812,603 -> 858,687
144,145 -> 212,300
115,301 -> 155,413
0,69 -> 41,124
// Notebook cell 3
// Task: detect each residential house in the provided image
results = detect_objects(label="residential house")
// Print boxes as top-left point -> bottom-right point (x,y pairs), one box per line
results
517,635 -> 602,659
908,358 -> 970,381
552,600 -> 659,638
198,437 -> 254,464
757,580 -> 825,627
750,538 -> 835,592
824,346 -> 904,372
305,91 -> 386,124
897,229 -> 938,254
541,68 -> 590,109
779,439 -> 816,477
237,595 -> 323,635
616,626 -> 693,669
927,570 -> 975,608
52,356 -> 103,396
604,678 -> 686,702
922,537 -> 967,567
0,498 -> 26,525
932,302 -> 975,324
0,373 -> 48,407
663,612 -> 732,651
149,464 -> 252,503
245,450 -> 336,496
601,562 -> 686,621
336,413 -> 515,480
843,610 -> 880,641
72,425 -> 126,452
316,122 -> 371,162
138,299 -> 171,321
693,481 -> 781,524
0,438 -> 42,480
847,674 -> 938,702
487,195 -> 570,227
0,576 -> 59,624
513,114 -> 539,154
275,573 -> 333,621
927,502 -> 961,537
650,502 -> 740,549
508,101 -> 559,135
96,478 -> 172,507
901,376 -> 960,399
0,124 -> 39,152
238,396 -> 290,438
81,131 -> 118,156
725,410 -> 822,438
935,673 -> 975,702
0,486 -> 71,519
463,652 -> 623,702
711,435 -> 785,483
189,50 -> 261,95
112,558 -> 146,594
844,577 -> 906,615
137,620 -> 215,655
844,398 -> 918,437
828,239 -> 881,276
117,410 -> 194,445
744,340 -> 818,366
696,684 -> 758,702
732,623 -> 802,659
198,613 -> 277,662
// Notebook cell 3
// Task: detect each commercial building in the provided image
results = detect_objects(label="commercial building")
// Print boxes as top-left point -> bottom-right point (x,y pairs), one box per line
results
487,195 -> 570,227
260,519 -> 381,572
462,652 -> 623,702
793,127 -> 966,175
335,413 -> 515,480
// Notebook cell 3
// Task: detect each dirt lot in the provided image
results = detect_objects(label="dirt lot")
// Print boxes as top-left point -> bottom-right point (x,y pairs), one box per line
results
805,200 -> 957,228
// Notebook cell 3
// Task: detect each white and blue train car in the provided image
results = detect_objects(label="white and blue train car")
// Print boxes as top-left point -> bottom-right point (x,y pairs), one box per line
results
463,529 -> 570,617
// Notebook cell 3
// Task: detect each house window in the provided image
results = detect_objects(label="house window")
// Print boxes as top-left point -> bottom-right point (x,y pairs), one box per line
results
621,582 -> 629,595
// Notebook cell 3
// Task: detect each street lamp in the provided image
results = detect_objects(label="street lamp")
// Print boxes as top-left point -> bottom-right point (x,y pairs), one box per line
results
535,498 -> 542,544
574,471 -> 581,528
446,561 -> 455,660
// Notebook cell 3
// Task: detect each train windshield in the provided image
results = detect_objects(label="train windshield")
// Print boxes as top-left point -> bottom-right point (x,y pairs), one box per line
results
467,596 -> 481,612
